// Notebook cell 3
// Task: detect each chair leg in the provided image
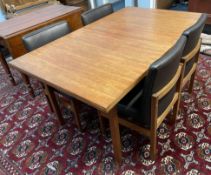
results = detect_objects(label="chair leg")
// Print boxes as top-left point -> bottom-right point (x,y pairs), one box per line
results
150,128 -> 157,160
98,112 -> 106,135
45,84 -> 65,125
41,83 -> 54,112
0,53 -> 16,85
70,99 -> 82,131
21,73 -> 35,97
188,70 -> 196,94
189,49 -> 199,94
170,98 -> 180,125
170,63 -> 184,125
46,95 -> 54,113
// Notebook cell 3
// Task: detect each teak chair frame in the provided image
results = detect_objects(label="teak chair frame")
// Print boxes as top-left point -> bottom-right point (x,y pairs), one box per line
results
181,39 -> 201,93
99,63 -> 185,160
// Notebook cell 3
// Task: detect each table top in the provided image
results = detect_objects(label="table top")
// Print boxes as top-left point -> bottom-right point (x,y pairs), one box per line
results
0,4 -> 81,39
10,7 -> 201,113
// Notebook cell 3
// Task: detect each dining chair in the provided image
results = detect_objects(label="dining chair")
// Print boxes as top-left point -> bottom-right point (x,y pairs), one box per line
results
0,45 -> 16,85
22,20 -> 71,51
181,13 -> 207,93
22,20 -> 82,130
81,3 -> 113,26
99,35 -> 187,160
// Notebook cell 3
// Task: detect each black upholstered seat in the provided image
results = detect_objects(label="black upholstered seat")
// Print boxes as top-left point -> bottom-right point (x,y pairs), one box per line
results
99,35 -> 187,160
181,14 -> 207,93
81,3 -> 113,26
22,20 -> 71,51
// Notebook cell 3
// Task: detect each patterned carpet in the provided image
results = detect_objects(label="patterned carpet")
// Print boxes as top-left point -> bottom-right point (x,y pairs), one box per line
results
0,55 -> 210,175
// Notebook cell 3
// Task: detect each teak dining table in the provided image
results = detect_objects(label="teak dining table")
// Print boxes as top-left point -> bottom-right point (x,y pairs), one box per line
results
9,7 -> 201,164
0,4 -> 83,91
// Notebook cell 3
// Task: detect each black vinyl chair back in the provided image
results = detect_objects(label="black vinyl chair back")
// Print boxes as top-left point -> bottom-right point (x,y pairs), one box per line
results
136,36 -> 187,127
182,14 -> 207,56
0,45 -> 10,58
81,3 -> 113,26
22,21 -> 71,51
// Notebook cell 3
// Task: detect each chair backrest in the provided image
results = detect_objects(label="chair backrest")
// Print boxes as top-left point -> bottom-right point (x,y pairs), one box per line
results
137,36 -> 187,127
81,3 -> 113,26
182,13 -> 207,56
0,45 -> 10,58
22,20 -> 71,51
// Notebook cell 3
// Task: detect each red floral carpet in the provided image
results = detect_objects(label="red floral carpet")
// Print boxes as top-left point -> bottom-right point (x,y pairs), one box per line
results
0,55 -> 210,175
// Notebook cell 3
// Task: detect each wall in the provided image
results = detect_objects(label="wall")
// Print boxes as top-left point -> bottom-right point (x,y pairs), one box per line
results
125,0 -> 152,8
0,9 -> 5,22
89,0 -> 153,9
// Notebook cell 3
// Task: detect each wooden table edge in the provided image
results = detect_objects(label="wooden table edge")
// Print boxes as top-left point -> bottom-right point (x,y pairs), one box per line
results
9,62 -> 148,114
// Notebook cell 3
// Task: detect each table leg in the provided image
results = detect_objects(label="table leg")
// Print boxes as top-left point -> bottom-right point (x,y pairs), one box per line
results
0,53 -> 16,85
21,73 -> 35,97
45,84 -> 65,125
101,108 -> 122,164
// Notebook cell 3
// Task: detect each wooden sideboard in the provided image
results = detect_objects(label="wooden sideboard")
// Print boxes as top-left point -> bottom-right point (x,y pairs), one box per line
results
0,4 -> 83,88
189,0 -> 211,24
0,5 -> 83,58
0,0 -> 59,17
